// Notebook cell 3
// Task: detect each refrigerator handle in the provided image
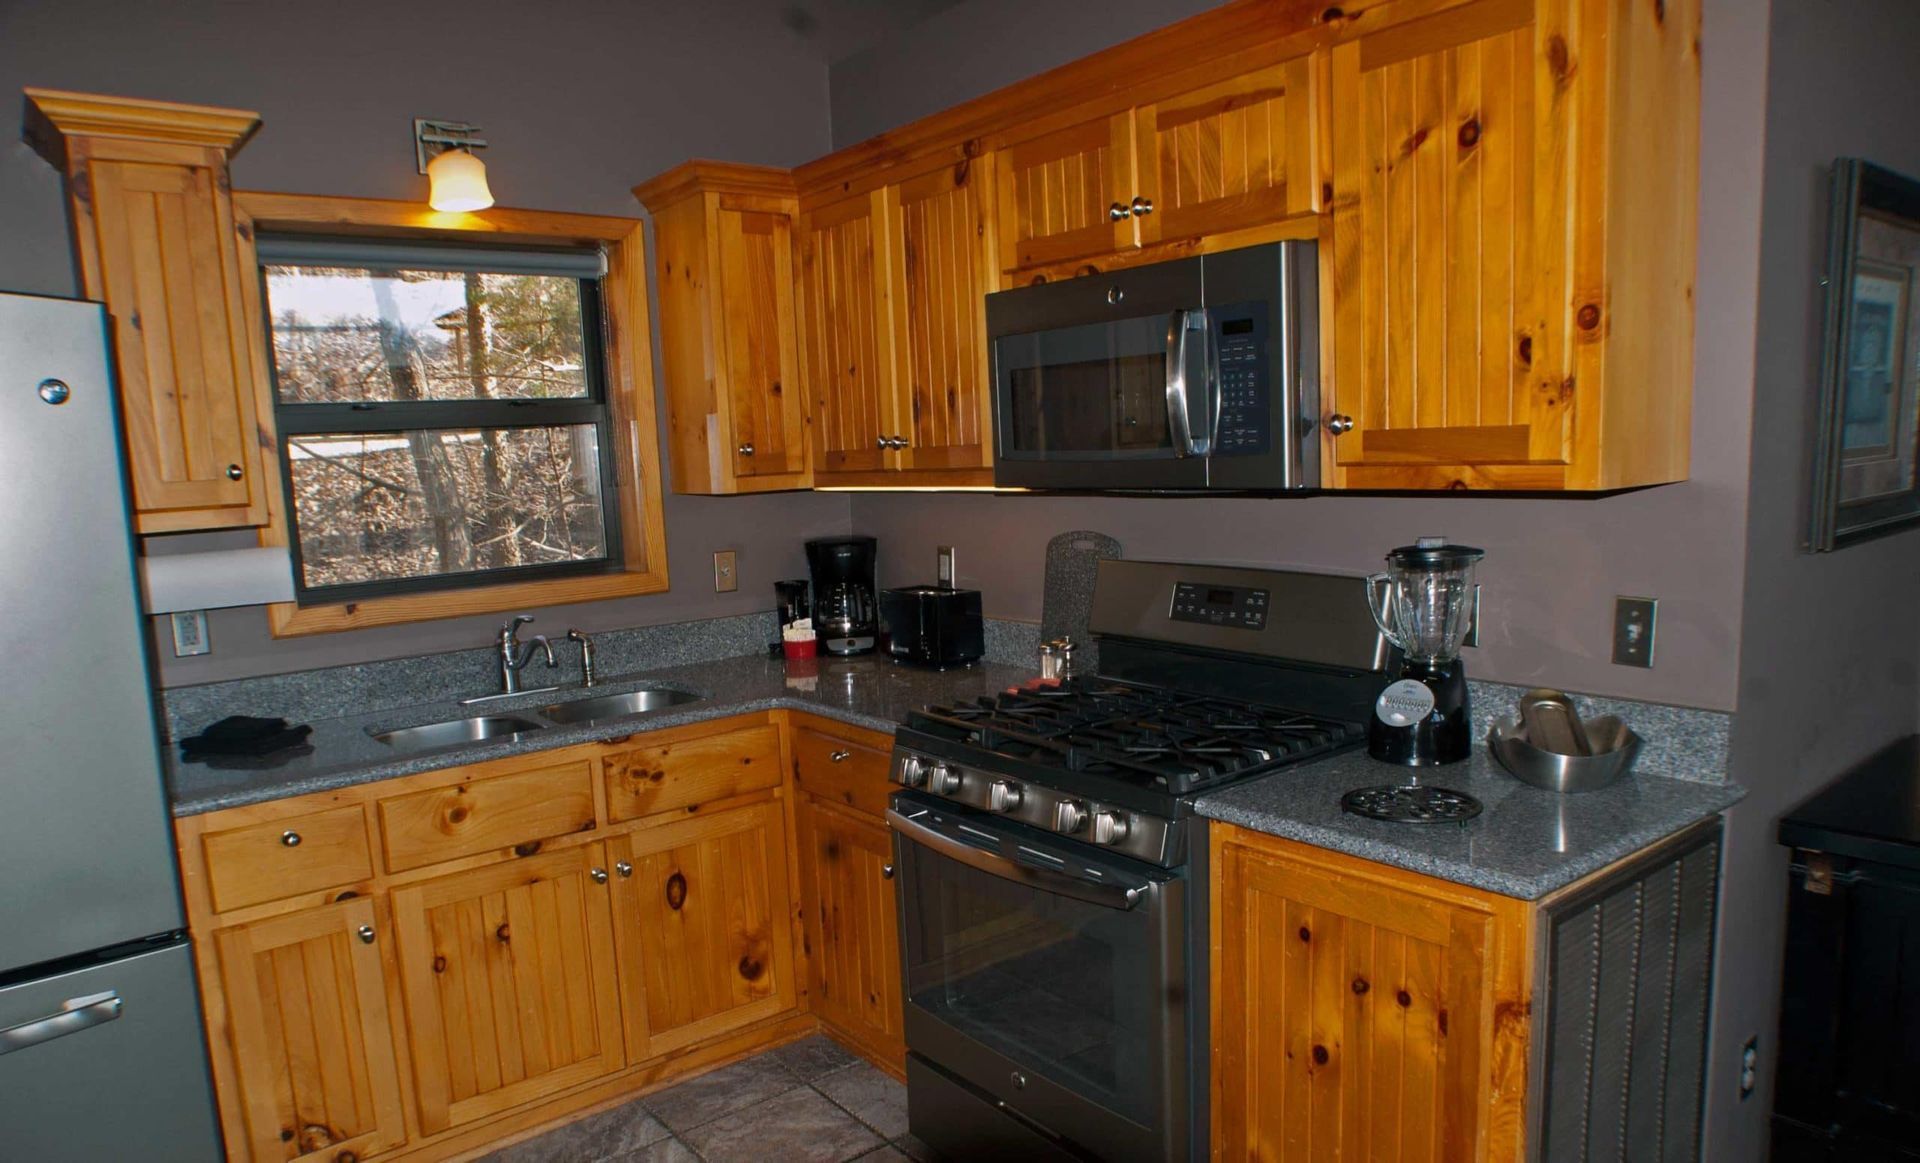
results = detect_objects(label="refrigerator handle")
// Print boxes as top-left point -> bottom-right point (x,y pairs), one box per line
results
0,990 -> 123,1056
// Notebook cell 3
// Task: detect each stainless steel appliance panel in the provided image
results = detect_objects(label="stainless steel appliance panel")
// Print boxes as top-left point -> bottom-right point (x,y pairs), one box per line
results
0,939 -> 221,1160
0,294 -> 185,973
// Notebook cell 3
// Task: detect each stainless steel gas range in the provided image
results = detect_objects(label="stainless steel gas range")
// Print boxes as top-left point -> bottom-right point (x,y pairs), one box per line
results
885,559 -> 1394,1162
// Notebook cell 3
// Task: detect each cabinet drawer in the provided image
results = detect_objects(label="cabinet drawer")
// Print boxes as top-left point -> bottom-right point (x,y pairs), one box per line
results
378,760 -> 595,872
202,804 -> 373,913
605,723 -> 783,823
792,723 -> 894,817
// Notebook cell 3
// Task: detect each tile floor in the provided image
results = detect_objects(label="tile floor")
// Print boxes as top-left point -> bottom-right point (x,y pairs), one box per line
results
479,1037 -> 932,1163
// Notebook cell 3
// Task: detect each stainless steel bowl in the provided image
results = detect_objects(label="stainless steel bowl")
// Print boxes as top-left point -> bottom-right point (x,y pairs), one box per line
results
1489,715 -> 1640,793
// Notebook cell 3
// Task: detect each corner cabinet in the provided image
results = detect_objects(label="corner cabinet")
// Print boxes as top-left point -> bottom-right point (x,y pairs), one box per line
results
1322,0 -> 1701,489
634,163 -> 811,494
24,88 -> 277,531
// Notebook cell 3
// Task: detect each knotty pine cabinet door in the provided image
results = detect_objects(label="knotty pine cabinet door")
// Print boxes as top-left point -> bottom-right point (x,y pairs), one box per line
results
607,799 -> 798,1059
389,845 -> 624,1135
714,202 -> 809,484
1210,824 -> 1531,1162
799,191 -> 899,478
994,113 -> 1136,272
212,897 -> 406,1163
795,793 -> 904,1072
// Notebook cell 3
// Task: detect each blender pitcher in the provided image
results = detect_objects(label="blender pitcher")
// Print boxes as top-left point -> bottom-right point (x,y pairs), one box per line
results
1364,538 -> 1484,765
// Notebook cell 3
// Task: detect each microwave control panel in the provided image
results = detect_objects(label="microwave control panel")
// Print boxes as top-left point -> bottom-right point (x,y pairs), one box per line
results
1211,301 -> 1271,456
1170,582 -> 1269,630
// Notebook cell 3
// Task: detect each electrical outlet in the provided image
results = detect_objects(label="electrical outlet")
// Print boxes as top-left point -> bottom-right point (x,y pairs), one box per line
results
712,550 -> 737,593
937,545 -> 957,589
1739,1035 -> 1759,1100
1612,596 -> 1658,668
170,610 -> 211,657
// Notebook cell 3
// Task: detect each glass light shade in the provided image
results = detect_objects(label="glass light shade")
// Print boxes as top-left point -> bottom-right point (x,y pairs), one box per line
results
426,148 -> 493,212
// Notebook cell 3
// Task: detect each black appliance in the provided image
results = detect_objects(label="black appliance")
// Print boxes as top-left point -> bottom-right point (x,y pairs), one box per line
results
805,536 -> 877,655
1774,736 -> 1920,1160
1363,538 -> 1484,766
986,241 -> 1320,492
886,559 -> 1390,1162
881,586 -> 984,669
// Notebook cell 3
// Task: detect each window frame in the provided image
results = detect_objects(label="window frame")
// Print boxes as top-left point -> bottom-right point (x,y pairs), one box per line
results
234,191 -> 669,637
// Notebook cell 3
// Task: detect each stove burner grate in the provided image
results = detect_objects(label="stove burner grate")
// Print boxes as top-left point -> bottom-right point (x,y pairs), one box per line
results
1340,784 -> 1484,824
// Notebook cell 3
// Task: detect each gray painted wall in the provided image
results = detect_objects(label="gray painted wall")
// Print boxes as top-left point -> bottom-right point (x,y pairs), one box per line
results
833,0 -> 1770,713
1707,2 -> 1920,1157
0,0 -> 854,685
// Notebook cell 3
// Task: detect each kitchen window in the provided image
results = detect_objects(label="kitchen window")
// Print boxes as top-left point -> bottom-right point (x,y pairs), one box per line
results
236,192 -> 668,637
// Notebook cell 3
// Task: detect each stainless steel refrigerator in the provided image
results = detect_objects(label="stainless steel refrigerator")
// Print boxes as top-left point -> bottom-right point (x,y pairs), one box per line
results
0,291 -> 223,1158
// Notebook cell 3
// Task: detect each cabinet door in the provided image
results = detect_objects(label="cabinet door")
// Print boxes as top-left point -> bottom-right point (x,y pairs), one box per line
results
994,113 -> 1136,272
1326,0 -> 1582,488
1210,826 -> 1530,1162
390,845 -> 623,1134
213,898 -> 406,1162
884,160 -> 995,474
715,200 -> 810,483
79,142 -> 268,531
799,191 -> 896,476
795,794 -> 904,1070
608,800 -> 798,1059
1131,56 -> 1320,246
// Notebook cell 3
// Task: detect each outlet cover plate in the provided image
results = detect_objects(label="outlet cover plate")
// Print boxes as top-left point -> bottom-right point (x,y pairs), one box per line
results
170,610 -> 210,657
937,545 -> 956,589
713,550 -> 737,593
1612,596 -> 1657,668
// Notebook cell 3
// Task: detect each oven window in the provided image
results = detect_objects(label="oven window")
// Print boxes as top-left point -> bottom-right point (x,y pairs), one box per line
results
996,316 -> 1174,460
899,845 -> 1165,1115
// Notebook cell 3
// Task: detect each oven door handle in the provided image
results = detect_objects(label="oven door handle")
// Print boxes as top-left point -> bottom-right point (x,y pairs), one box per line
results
887,808 -> 1148,912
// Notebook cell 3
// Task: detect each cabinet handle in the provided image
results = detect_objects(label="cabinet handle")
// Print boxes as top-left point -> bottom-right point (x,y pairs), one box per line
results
1109,202 -> 1130,222
281,830 -> 301,847
1326,413 -> 1356,435
892,436 -> 910,449
876,436 -> 890,450
615,861 -> 633,878
829,749 -> 852,763
1130,196 -> 1154,217
738,443 -> 755,456
356,925 -> 375,944
226,464 -> 244,481
881,863 -> 895,880
590,867 -> 609,884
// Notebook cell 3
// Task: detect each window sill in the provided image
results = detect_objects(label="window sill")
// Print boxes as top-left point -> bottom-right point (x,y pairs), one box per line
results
264,565 -> 670,637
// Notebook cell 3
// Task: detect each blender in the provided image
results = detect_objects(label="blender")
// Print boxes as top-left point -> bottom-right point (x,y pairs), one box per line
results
1365,537 -> 1484,766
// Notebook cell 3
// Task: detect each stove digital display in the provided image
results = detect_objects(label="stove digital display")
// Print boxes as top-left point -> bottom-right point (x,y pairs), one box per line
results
1170,581 -> 1269,630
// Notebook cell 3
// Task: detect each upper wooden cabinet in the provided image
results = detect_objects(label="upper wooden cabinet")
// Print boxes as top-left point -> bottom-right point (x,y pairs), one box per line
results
798,190 -> 894,479
25,89 -> 275,531
1323,0 -> 1700,489
635,163 -> 811,493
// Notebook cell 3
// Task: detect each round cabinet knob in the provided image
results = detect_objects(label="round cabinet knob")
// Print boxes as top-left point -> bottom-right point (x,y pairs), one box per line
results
890,436 -> 910,449
1326,413 -> 1356,435
1130,195 -> 1154,217
881,863 -> 896,880
1054,800 -> 1089,835
1109,202 -> 1130,222
589,867 -> 609,885
615,861 -> 633,878
931,764 -> 963,796
1106,286 -> 1125,306
1092,810 -> 1131,846
830,749 -> 852,763
281,830 -> 302,847
357,925 -> 375,945
896,755 -> 928,787
226,464 -> 244,480
988,780 -> 1024,814
36,379 -> 70,406
737,443 -> 755,457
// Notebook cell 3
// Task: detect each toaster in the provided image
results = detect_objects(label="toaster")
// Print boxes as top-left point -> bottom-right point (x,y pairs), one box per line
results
880,586 -> 984,669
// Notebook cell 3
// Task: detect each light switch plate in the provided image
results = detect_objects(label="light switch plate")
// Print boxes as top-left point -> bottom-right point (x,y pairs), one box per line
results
713,550 -> 737,593
937,545 -> 956,589
1612,596 -> 1657,668
170,610 -> 210,657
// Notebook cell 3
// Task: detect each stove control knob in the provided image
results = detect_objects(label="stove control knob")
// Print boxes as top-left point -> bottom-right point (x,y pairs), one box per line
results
930,764 -> 963,796
1092,810 -> 1132,846
988,780 -> 1024,813
896,755 -> 928,787
1054,800 -> 1089,834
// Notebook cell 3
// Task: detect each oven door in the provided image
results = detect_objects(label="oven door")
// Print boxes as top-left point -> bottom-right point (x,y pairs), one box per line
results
889,791 -> 1188,1163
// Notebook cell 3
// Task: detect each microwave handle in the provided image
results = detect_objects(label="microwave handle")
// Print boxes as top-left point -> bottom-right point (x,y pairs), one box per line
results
1164,309 -> 1213,457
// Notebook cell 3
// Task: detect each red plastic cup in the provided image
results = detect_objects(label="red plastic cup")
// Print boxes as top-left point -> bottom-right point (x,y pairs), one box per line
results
782,637 -> 819,660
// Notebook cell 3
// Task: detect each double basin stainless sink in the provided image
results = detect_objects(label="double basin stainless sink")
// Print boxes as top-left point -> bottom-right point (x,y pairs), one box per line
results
371,686 -> 703,754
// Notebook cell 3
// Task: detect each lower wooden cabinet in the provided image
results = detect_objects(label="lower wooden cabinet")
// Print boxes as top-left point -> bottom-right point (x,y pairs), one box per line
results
609,800 -> 798,1058
212,898 -> 407,1162
390,844 -> 626,1134
795,792 -> 905,1071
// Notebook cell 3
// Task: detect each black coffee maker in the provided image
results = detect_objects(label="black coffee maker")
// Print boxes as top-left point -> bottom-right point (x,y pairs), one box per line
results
805,536 -> 878,655
1365,538 -> 1484,766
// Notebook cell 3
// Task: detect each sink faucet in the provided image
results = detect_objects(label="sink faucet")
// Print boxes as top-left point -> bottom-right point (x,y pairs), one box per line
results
567,629 -> 597,687
498,615 -> 557,694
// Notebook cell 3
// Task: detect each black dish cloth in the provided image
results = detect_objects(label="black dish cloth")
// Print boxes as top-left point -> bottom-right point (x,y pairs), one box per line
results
180,715 -> 313,759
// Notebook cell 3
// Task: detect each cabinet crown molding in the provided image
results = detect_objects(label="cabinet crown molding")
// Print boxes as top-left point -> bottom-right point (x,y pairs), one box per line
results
23,87 -> 261,166
632,159 -> 796,212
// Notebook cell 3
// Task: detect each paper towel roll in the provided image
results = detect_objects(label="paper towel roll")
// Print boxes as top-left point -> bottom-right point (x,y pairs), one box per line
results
140,547 -> 297,613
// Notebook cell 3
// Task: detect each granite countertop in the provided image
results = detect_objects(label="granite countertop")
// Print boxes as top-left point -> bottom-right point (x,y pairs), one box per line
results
168,653 -> 1029,816
1194,748 -> 1744,900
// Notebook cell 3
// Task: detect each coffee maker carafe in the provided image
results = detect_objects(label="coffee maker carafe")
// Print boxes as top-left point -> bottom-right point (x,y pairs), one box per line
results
806,536 -> 878,655
1365,538 -> 1484,765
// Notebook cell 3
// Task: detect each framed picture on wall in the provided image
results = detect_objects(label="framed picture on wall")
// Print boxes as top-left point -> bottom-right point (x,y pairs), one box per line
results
1811,159 -> 1920,550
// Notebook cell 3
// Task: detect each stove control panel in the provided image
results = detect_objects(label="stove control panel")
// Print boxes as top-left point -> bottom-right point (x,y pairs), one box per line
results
1169,581 -> 1269,631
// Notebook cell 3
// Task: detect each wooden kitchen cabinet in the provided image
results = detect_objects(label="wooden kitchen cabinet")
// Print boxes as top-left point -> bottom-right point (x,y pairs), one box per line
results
634,162 -> 810,494
212,897 -> 407,1162
795,793 -> 905,1073
798,191 -> 896,479
994,113 -> 1136,272
24,89 -> 276,532
1323,0 -> 1700,489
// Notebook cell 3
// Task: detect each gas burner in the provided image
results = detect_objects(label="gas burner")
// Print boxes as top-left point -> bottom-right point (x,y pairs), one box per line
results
1340,784 -> 1484,824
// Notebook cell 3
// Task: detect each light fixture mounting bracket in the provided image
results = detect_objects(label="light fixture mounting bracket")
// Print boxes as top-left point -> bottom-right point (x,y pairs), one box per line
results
413,118 -> 487,174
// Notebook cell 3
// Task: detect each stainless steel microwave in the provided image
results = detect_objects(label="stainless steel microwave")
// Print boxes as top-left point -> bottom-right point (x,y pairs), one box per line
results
986,241 -> 1318,491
